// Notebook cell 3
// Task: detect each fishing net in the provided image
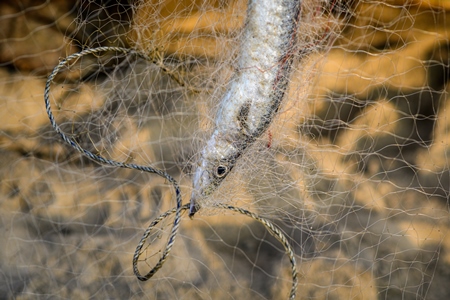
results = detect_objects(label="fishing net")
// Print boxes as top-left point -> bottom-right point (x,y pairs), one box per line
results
0,0 -> 449,299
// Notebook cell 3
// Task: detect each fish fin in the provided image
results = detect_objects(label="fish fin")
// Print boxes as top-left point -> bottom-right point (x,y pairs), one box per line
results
237,101 -> 251,135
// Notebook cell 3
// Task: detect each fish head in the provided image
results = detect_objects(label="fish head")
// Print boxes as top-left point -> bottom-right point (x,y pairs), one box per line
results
189,131 -> 242,217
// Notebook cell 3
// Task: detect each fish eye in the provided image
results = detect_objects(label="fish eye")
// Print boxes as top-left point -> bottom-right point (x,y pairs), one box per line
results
215,165 -> 228,178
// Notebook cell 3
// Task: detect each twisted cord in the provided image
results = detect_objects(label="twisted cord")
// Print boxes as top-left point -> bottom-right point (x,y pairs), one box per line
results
133,202 -> 298,299
44,46 -> 183,284
214,203 -> 298,300
45,46 -> 298,299
133,203 -> 190,280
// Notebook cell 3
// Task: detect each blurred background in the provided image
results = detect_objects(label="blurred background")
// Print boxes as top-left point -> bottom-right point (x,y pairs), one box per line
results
0,0 -> 449,299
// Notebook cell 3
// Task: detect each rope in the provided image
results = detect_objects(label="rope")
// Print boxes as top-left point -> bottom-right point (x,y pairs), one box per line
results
44,46 -> 182,289
44,46 -> 298,299
214,203 -> 298,300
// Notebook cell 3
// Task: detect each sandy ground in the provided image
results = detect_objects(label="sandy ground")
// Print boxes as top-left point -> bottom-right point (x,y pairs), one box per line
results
0,1 -> 449,299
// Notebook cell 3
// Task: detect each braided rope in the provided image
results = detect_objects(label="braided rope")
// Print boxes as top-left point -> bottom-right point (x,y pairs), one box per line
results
214,203 -> 298,300
45,46 -> 298,299
133,202 -> 298,299
44,46 -> 183,286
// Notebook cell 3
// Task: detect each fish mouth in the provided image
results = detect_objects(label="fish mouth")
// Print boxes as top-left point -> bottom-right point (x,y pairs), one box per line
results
189,165 -> 208,218
189,187 -> 205,218
188,198 -> 199,218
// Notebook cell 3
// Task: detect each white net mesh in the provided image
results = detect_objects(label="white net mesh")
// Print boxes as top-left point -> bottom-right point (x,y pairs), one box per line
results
1,0 -> 449,299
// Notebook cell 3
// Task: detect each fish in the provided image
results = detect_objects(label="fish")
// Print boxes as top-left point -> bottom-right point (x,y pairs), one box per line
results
189,0 -> 302,217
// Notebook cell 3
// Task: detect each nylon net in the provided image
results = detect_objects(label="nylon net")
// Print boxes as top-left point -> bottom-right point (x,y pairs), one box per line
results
0,0 -> 449,299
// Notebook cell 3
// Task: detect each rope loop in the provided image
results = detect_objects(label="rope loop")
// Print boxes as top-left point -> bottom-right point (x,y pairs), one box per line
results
45,46 -> 298,299
133,202 -> 299,299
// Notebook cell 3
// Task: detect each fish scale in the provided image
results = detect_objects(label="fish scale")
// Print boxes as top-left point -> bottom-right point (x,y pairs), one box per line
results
189,0 -> 302,216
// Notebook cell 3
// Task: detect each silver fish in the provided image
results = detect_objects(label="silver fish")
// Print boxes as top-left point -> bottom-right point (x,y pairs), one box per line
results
189,0 -> 302,216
